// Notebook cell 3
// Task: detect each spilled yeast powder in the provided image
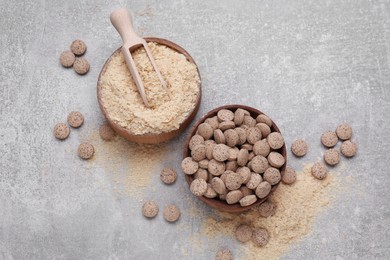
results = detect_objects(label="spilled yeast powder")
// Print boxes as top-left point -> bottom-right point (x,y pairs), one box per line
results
83,130 -> 167,198
99,42 -> 200,135
201,165 -> 340,259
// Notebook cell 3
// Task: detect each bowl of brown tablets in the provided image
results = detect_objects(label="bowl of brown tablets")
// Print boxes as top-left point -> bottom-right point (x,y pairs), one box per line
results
97,38 -> 202,144
182,105 -> 287,213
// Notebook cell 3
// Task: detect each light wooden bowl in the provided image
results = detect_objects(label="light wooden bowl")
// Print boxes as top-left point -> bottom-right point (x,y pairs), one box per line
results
97,37 -> 201,144
183,105 -> 287,213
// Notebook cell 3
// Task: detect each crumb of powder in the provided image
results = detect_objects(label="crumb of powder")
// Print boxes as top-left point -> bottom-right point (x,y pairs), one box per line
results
82,130 -> 167,198
200,164 -> 340,259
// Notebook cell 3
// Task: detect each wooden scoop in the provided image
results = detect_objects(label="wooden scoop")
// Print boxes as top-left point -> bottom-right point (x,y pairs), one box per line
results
110,8 -> 170,107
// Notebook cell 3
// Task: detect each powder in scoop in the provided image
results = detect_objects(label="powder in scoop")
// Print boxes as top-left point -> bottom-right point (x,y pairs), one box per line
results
99,42 -> 200,135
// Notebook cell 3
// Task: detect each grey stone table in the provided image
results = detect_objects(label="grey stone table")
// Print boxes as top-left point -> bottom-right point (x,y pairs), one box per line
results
1,0 -> 390,259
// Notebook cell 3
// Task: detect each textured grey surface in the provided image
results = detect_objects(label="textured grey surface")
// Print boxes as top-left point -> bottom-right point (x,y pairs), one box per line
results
1,0 -> 390,259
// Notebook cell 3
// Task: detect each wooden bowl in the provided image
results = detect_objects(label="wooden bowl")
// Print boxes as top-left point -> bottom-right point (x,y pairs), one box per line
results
183,105 -> 287,213
97,37 -> 202,144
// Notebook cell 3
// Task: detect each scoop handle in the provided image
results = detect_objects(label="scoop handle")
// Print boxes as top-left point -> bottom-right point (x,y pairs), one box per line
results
110,8 -> 137,45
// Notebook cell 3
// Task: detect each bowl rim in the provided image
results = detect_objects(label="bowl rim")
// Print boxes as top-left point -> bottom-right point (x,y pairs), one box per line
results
183,104 -> 287,213
97,37 -> 202,144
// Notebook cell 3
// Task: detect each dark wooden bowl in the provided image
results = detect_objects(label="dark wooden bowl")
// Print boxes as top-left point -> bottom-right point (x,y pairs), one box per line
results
183,105 -> 287,213
97,37 -> 202,144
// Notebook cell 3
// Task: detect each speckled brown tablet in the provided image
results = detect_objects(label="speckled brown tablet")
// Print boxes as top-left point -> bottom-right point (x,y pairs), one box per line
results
247,127 -> 262,144
247,161 -> 252,170
321,131 -> 338,148
190,178 -> 208,196
194,168 -> 208,181
216,249 -> 233,260
323,149 -> 340,166
267,132 -> 284,150
142,201 -> 159,218
250,155 -> 269,173
224,129 -> 239,147
235,127 -> 247,145
53,123 -> 70,140
181,157 -> 199,175
219,192 -> 227,201
252,228 -> 269,247
256,114 -> 272,127
237,149 -> 249,166
207,173 -> 216,185
217,109 -> 234,122
240,186 -> 253,196
235,224 -> 253,243
267,152 -> 285,168
205,116 -> 219,130
311,162 -> 327,180
340,140 -> 357,157
234,108 -> 247,126
213,144 -> 230,162
226,190 -> 244,204
211,177 -> 227,194
291,139 -> 308,157
253,140 -> 270,157
59,50 -> 75,68
189,134 -> 205,150
67,111 -> 84,128
219,121 -> 236,131
163,204 -> 181,223
248,152 -> 255,161
256,123 -> 271,138
204,184 -> 218,198
237,166 -> 251,184
70,39 -> 87,56
204,139 -> 216,146
78,142 -> 94,160
282,167 -> 296,184
197,123 -> 213,140
226,161 -> 238,172
225,172 -> 243,190
228,147 -> 239,161
99,123 -> 117,141
336,123 -> 352,140
263,167 -> 281,185
191,144 -> 207,162
199,159 -> 209,169
220,171 -> 230,183
160,167 -> 177,184
255,181 -> 271,199
205,140 -> 216,160
214,129 -> 226,144
256,200 -> 276,217
243,115 -> 256,127
239,195 -> 257,207
208,159 -> 225,176
246,173 -> 262,190
73,58 -> 90,75
241,143 -> 253,151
